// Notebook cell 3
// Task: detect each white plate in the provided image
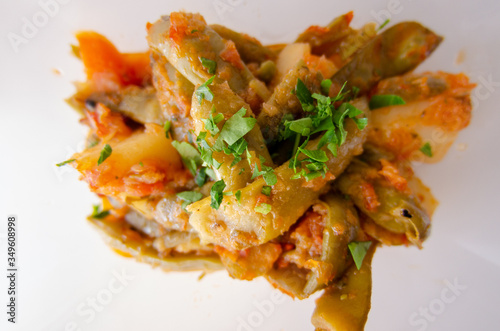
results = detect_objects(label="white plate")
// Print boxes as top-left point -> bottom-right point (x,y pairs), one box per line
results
1,0 -> 500,330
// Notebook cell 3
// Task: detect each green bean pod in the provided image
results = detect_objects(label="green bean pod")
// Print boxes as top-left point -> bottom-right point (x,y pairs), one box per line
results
329,21 -> 443,97
147,13 -> 269,107
336,145 -> 431,246
266,193 -> 361,299
210,24 -> 276,64
191,83 -> 273,191
311,243 -> 376,331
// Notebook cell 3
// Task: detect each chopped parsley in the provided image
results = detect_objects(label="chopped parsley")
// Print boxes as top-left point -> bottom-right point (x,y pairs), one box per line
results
195,76 -> 215,104
378,19 -> 390,31
255,203 -> 272,215
172,141 -> 203,176
348,241 -> 372,270
56,159 -> 75,167
420,142 -> 433,157
200,57 -> 217,74
282,78 -> 368,181
91,205 -> 110,219
195,167 -> 207,186
320,78 -> 332,95
369,94 -> 406,110
261,186 -> 272,196
235,190 -> 242,204
177,191 -> 204,210
251,155 -> 277,186
164,120 -> 172,139
295,78 -> 315,112
97,144 -> 112,166
218,108 -> 257,146
210,180 -> 226,210
201,110 -> 224,136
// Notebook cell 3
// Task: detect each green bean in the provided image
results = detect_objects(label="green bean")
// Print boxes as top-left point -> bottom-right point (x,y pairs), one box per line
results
257,61 -> 321,143
88,215 -> 222,272
295,12 -> 353,48
191,83 -> 273,191
266,194 -> 361,299
151,52 -> 195,141
311,243 -> 375,331
336,145 -> 431,246
67,84 -> 166,125
210,24 -> 276,64
303,194 -> 360,296
147,13 -> 269,107
329,22 -> 442,98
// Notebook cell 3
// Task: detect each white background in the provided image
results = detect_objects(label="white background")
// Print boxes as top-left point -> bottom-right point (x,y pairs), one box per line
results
1,0 -> 500,330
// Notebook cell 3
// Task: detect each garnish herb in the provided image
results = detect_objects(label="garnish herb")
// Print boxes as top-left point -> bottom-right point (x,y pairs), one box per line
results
218,108 -> 256,146
201,110 -> 224,136
195,167 -> 207,187
378,19 -> 390,31
195,76 -> 215,104
91,205 -> 110,219
348,241 -> 372,270
56,159 -> 75,167
255,203 -> 272,215
235,190 -> 242,204
420,142 -> 433,157
172,141 -> 203,176
281,78 -> 368,181
210,180 -> 226,210
251,155 -> 277,186
261,186 -> 272,196
164,120 -> 172,139
177,191 -> 204,210
97,144 -> 112,166
369,94 -> 406,110
200,57 -> 217,74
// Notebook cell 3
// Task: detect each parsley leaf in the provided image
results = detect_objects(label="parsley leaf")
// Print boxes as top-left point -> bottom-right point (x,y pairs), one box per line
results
201,110 -> 224,136
200,57 -> 217,74
218,108 -> 256,146
164,120 -> 172,139
195,167 -> 207,187
172,141 -> 203,176
210,180 -> 226,210
255,203 -> 272,215
200,147 -> 222,169
420,142 -> 433,157
378,19 -> 390,31
333,103 -> 364,144
321,79 -> 332,95
195,76 -> 215,104
56,159 -> 75,167
261,186 -> 272,196
369,94 -> 406,110
288,117 -> 313,136
296,78 -> 315,112
235,190 -> 242,204
97,144 -> 112,166
348,241 -> 372,270
298,148 -> 328,163
177,191 -> 204,210
91,205 -> 110,219
251,156 -> 277,186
